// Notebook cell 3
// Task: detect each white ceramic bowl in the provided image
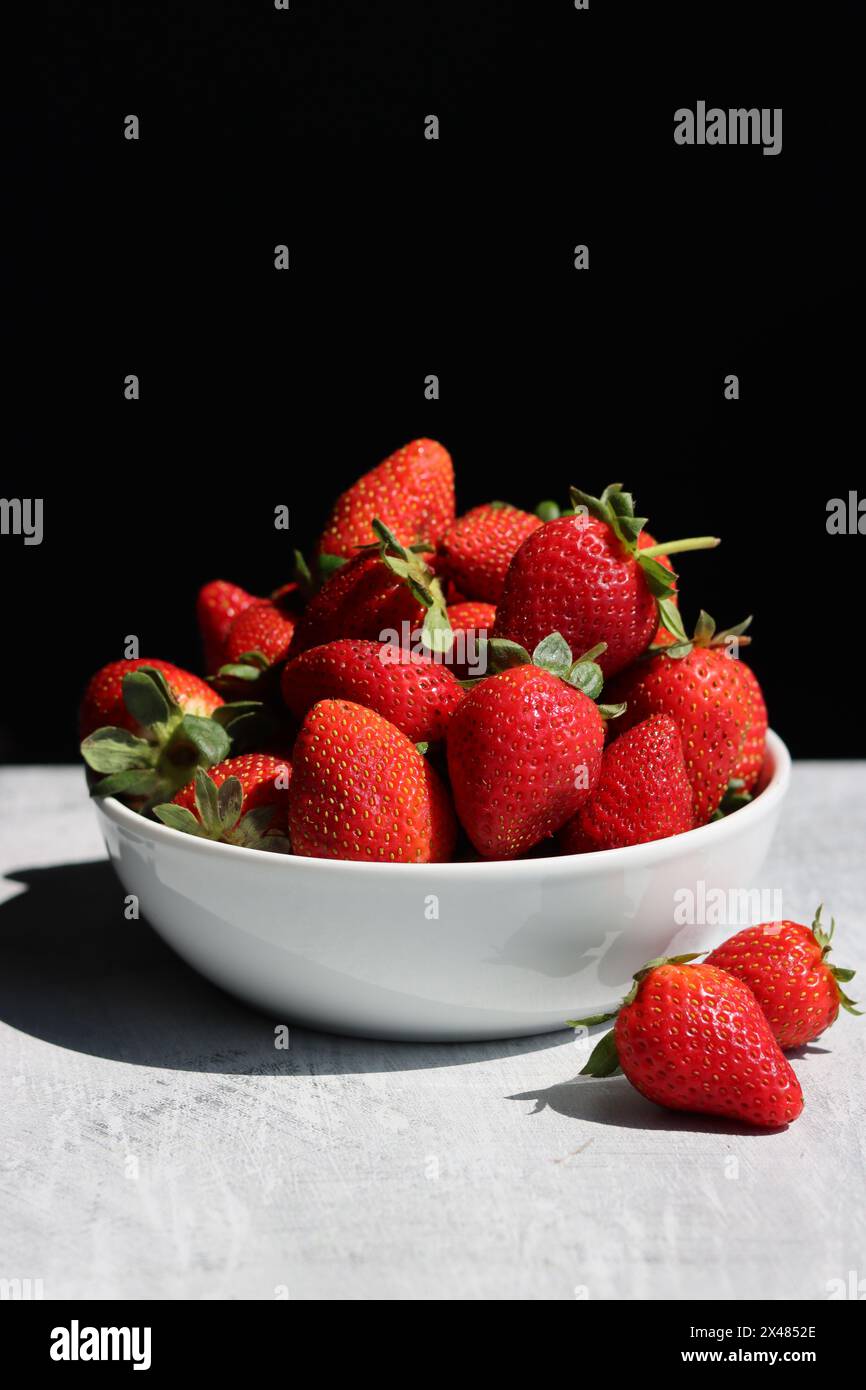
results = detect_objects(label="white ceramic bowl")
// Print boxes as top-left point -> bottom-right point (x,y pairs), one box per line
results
92,730 -> 791,1042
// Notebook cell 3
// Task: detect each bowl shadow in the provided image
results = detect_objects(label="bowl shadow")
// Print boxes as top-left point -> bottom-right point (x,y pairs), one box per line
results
0,861 -> 571,1075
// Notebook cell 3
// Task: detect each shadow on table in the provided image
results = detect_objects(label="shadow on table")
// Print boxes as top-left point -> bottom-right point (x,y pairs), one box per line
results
507,1075 -> 796,1135
0,862 -> 570,1076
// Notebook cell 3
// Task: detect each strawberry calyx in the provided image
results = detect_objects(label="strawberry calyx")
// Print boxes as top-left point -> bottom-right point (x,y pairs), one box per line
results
478,631 -> 626,719
568,953 -> 704,1076
153,768 -> 292,852
569,483 -> 720,645
811,906 -> 862,1015
710,776 -> 754,821
293,550 -> 346,599
80,665 -> 250,807
370,517 -> 453,655
650,609 -> 753,662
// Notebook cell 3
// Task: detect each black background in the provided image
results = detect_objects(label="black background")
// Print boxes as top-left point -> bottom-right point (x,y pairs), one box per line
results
5,0 -> 864,762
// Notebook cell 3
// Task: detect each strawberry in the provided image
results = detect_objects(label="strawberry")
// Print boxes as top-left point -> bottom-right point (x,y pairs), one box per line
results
289,700 -> 456,862
196,579 -> 257,673
80,658 -> 223,739
572,957 -> 804,1128
445,633 -> 620,859
154,754 -> 292,851
446,601 -> 496,636
224,598 -> 297,667
559,714 -> 694,853
289,521 -> 451,658
281,639 -> 464,744
446,601 -> 496,680
493,483 -> 719,677
705,908 -> 861,1048
79,661 -> 238,805
605,612 -> 754,824
732,660 -> 768,792
318,438 -> 455,558
436,502 -> 541,602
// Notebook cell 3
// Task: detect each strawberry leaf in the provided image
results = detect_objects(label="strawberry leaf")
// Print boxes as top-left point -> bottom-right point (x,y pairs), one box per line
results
80,727 -> 157,774
579,1028 -> 622,1077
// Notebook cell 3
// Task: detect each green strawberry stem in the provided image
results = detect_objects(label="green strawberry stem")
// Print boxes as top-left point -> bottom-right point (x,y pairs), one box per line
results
639,536 -> 721,559
811,906 -> 862,1016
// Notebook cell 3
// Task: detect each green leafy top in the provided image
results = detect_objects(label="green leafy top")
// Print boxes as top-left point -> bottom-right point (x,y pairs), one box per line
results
477,631 -> 625,720
811,906 -> 861,1015
80,665 -> 249,808
370,518 -> 453,655
153,768 -> 291,852
569,483 -> 721,646
651,609 -> 753,662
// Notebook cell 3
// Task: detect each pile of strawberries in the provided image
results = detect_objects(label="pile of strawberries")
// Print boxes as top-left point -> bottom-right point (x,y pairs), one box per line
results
79,436 -> 769,863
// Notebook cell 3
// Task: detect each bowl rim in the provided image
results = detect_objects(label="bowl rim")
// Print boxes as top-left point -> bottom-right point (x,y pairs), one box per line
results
92,729 -> 791,878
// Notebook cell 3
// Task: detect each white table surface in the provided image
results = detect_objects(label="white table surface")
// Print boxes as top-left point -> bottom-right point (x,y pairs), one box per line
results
1,763 -> 864,1301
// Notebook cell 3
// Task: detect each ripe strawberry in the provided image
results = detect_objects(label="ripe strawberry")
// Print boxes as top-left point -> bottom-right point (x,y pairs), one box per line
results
732,661 -> 768,792
559,714 -> 694,853
154,754 -> 292,851
289,700 -> 456,862
493,483 -> 718,677
572,958 -> 804,1128
436,502 -> 542,602
446,601 -> 496,636
606,612 -> 754,824
446,601 -> 496,680
446,633 -> 619,859
79,658 -> 223,740
80,661 -> 235,805
289,521 -> 451,658
281,639 -> 464,744
706,908 -> 861,1048
318,438 -> 455,558
224,598 -> 297,667
196,579 -> 257,673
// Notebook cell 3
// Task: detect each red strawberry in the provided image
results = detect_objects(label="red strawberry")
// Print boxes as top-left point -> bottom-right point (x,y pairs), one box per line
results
290,522 -> 450,658
318,438 -> 455,558
436,502 -> 542,602
446,601 -> 496,680
289,700 -> 456,862
446,601 -> 496,636
572,958 -> 804,1128
732,661 -> 768,792
446,634 -> 616,859
196,580 -> 257,673
559,714 -> 694,853
224,598 -> 297,667
79,661 -> 234,805
154,753 -> 292,850
706,908 -> 861,1048
281,639 -> 464,744
494,483 -> 719,677
79,658 -> 223,740
605,612 -> 754,824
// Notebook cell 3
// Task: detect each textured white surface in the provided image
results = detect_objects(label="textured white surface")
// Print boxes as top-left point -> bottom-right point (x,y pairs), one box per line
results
0,763 -> 864,1301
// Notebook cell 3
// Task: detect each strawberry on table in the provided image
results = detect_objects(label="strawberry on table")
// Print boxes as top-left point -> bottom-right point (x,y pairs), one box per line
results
154,753 -> 292,851
436,502 -> 541,603
572,957 -> 804,1128
559,713 -> 694,853
281,639 -> 464,744
196,579 -> 257,674
493,482 -> 719,678
446,633 -> 621,859
706,908 -> 861,1048
317,438 -> 455,558
289,700 -> 456,863
606,611 -> 755,824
